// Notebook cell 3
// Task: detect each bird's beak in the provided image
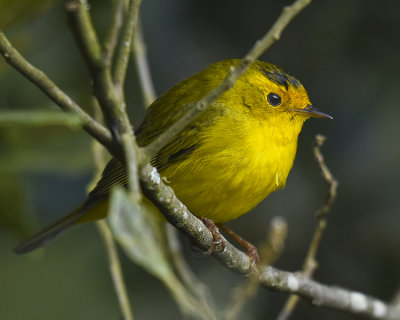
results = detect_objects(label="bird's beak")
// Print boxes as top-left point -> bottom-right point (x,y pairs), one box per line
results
291,105 -> 333,119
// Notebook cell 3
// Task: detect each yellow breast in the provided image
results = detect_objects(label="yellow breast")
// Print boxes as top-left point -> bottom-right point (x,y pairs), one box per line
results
160,106 -> 303,223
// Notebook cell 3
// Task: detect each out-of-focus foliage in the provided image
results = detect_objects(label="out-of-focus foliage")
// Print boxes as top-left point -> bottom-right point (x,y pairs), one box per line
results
0,0 -> 54,29
0,1 -> 399,320
0,174 -> 37,237
108,189 -> 215,319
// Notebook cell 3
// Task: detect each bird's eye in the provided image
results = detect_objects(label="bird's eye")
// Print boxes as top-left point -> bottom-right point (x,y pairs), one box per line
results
267,93 -> 282,107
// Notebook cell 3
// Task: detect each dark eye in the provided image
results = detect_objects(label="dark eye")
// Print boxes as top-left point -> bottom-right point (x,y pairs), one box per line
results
267,93 -> 282,107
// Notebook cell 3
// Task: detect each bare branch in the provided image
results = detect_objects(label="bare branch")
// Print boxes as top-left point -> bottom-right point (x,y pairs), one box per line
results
143,0 -> 312,159
113,0 -> 142,97
260,267 -> 395,320
313,134 -> 338,220
103,0 -> 126,67
0,31 -> 113,150
96,221 -> 135,320
141,164 -> 251,274
133,20 -> 156,106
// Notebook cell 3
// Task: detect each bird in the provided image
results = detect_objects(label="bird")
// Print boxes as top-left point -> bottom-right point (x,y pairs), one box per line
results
14,59 -> 332,258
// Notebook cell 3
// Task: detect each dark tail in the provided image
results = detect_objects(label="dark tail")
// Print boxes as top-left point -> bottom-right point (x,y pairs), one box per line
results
14,205 -> 85,254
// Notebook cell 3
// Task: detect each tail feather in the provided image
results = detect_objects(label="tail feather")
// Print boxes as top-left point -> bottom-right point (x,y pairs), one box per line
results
14,205 -> 85,255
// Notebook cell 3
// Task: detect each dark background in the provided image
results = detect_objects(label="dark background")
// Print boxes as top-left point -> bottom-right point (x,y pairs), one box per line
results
1,1 -> 399,319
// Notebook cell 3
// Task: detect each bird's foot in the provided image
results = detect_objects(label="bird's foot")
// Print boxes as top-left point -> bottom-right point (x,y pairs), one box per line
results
217,223 -> 260,269
200,217 -> 227,255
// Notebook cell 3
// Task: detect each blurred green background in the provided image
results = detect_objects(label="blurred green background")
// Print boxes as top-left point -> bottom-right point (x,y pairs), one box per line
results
1,0 -> 399,319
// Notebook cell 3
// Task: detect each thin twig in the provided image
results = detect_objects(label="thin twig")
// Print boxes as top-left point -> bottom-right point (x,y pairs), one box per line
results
103,0 -> 126,66
133,20 -> 156,106
143,0 -> 312,159
260,216 -> 289,266
276,134 -> 338,320
313,134 -> 338,220
0,111 -> 84,127
113,0 -> 142,97
96,221 -> 135,320
305,134 -> 338,275
0,31 -> 113,151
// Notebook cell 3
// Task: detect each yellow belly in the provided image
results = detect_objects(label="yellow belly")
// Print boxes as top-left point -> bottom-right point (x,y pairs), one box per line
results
160,117 -> 299,223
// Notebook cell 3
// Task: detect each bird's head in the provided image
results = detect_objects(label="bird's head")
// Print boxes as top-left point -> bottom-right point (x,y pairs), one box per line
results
242,61 -> 332,123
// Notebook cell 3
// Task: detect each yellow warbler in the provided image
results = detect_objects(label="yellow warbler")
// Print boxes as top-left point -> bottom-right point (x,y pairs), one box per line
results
15,59 -> 331,254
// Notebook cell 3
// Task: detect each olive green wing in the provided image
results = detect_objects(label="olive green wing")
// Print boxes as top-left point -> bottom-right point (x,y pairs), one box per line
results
84,123 -> 203,205
85,158 -> 127,204
85,116 -> 209,204
84,62 -> 232,204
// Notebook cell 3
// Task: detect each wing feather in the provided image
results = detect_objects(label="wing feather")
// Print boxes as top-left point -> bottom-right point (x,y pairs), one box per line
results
85,62 -> 231,205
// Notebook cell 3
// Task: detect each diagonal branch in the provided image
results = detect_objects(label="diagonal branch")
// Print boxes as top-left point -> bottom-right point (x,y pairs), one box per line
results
96,221 -> 135,320
0,31 -> 113,151
133,20 -> 156,107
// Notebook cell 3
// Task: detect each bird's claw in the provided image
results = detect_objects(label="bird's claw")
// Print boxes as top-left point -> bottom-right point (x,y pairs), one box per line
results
200,217 -> 226,255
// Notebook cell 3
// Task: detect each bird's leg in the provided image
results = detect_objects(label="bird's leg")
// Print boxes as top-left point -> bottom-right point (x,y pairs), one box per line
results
200,217 -> 227,255
217,223 -> 260,267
